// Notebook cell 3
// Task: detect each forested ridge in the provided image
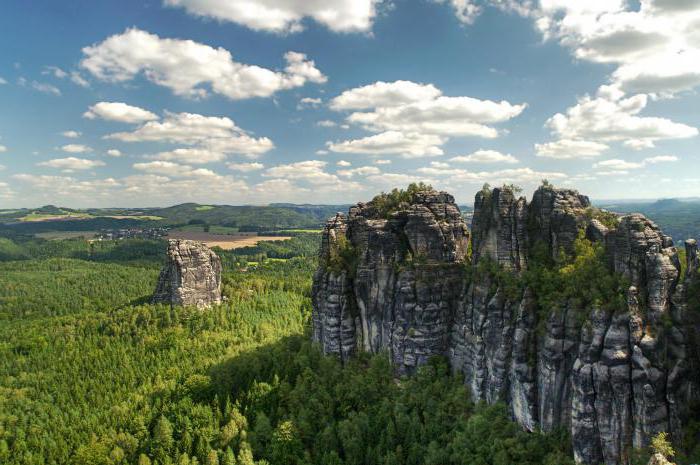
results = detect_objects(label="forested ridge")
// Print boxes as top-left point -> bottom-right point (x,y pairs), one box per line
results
0,234 -> 678,464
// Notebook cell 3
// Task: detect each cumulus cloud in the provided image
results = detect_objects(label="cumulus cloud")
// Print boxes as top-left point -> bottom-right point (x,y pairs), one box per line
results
328,80 -> 525,157
529,1 -> 700,96
28,81 -> 61,96
449,149 -> 518,164
0,181 -> 14,199
227,162 -> 264,172
13,171 -> 249,206
44,66 -> 68,79
84,102 -> 158,123
297,97 -> 322,110
37,157 -> 105,170
133,161 -> 217,178
534,138 -> 609,159
106,111 -> 274,157
592,154 -> 678,173
327,131 -> 446,158
106,149 -> 122,157
61,130 -> 81,138
316,120 -> 338,128
593,159 -> 645,171
264,160 -> 341,185
336,160 -> 351,167
644,155 -> 678,164
0,77 -> 7,85
0,145 -> 7,153
163,0 -> 381,33
330,81 -> 443,111
432,0 -> 482,25
44,66 -> 90,88
150,148 -> 226,164
337,166 -> 381,177
61,144 -> 92,153
81,28 -> 326,100
545,87 -> 698,149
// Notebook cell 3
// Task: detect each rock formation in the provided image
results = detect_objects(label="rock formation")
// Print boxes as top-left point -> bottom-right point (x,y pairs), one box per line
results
312,184 -> 699,465
152,239 -> 222,308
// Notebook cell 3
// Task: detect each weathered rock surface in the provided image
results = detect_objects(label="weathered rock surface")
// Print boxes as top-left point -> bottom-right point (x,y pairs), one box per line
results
152,239 -> 222,308
312,185 -> 699,464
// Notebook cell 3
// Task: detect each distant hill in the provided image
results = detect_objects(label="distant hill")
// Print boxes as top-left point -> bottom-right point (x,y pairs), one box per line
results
0,203 -> 349,234
599,198 -> 700,243
149,203 -> 344,231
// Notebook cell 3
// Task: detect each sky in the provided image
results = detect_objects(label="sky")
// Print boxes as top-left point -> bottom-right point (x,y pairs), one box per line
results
1,0 -> 699,208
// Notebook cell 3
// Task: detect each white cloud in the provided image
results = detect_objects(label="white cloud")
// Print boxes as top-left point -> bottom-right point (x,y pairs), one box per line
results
336,160 -> 351,167
330,81 -> 443,111
106,149 -> 122,157
430,161 -> 450,168
534,138 -> 609,159
315,149 -> 329,155
524,1 -> 700,97
227,162 -> 264,172
107,111 -> 274,157
81,28 -> 326,100
593,159 -> 644,170
264,160 -> 341,185
298,97 -> 323,110
433,0 -> 482,25
0,145 -> 7,153
61,130 -> 82,139
546,88 -> 698,149
61,144 -> 92,153
70,71 -> 90,88
133,161 -> 217,178
44,66 -> 90,88
11,172 -> 249,206
365,172 -> 437,189
328,80 -> 526,157
84,102 -> 158,123
413,165 -> 567,186
30,81 -> 61,96
44,66 -> 68,79
150,148 -> 226,164
0,181 -> 14,199
316,120 -> 337,128
449,149 -> 518,164
644,155 -> 678,164
344,95 -> 525,137
0,77 -> 7,85
374,159 -> 391,165
328,131 -> 445,158
337,166 -> 381,177
163,0 -> 381,33
593,155 -> 678,174
38,157 -> 105,170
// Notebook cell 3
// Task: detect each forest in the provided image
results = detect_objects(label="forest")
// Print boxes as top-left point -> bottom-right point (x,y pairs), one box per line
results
0,232 -> 694,464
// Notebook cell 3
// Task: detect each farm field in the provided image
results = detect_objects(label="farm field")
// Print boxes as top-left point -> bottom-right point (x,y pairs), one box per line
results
167,231 -> 292,249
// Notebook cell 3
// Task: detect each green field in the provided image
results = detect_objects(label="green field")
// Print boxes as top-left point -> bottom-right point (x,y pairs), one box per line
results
19,212 -> 93,222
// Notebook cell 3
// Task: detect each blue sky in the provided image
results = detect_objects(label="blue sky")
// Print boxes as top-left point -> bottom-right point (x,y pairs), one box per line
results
1,0 -> 699,207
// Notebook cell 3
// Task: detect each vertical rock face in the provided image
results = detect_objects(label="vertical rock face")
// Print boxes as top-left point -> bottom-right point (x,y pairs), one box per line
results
152,239 -> 222,308
312,184 -> 699,464
312,189 -> 469,371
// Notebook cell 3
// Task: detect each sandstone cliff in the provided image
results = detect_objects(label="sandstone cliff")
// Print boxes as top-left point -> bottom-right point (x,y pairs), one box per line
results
312,184 -> 699,465
153,239 -> 222,308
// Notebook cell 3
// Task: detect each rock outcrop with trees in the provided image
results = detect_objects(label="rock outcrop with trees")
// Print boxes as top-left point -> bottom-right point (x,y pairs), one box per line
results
312,183 -> 700,465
